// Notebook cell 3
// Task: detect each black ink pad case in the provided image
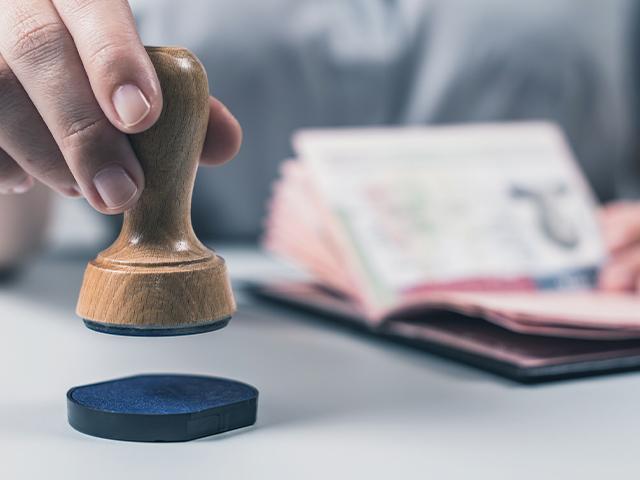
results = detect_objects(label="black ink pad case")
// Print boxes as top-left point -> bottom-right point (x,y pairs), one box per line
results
67,374 -> 258,442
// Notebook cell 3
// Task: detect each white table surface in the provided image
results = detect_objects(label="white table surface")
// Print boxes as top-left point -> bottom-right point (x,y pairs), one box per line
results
1,244 -> 640,480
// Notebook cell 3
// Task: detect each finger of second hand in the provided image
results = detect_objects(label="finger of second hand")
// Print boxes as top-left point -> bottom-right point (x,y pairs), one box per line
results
598,246 -> 640,292
600,202 -> 640,253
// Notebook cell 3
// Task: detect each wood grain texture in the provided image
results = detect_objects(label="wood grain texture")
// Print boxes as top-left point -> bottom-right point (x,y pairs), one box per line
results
76,47 -> 236,331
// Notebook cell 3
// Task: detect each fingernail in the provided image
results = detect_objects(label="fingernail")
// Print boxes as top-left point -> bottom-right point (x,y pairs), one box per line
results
112,84 -> 151,127
93,165 -> 138,209
11,176 -> 34,194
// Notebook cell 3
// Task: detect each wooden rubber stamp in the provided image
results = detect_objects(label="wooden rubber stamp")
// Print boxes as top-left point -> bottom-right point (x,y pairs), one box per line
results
76,47 -> 236,336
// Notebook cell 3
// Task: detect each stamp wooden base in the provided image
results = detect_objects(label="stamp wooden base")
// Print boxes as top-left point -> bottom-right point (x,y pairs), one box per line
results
76,46 -> 236,336
77,253 -> 235,335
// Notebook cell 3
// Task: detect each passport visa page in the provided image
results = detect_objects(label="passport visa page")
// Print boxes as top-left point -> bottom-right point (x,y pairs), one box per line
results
293,123 -> 605,315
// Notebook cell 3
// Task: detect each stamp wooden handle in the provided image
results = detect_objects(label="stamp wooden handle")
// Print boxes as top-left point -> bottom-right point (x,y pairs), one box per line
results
105,47 -> 210,264
76,47 -> 236,336
125,47 -> 208,261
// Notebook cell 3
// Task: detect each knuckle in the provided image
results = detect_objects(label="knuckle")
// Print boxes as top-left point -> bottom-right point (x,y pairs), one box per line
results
60,116 -> 109,152
87,41 -> 130,72
8,13 -> 68,65
65,0 -> 108,16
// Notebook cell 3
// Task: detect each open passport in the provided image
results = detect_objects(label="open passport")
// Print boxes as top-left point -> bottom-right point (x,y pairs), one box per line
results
254,122 -> 640,381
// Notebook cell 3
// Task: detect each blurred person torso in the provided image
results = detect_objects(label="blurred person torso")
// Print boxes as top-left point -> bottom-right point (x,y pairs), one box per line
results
130,0 -> 636,240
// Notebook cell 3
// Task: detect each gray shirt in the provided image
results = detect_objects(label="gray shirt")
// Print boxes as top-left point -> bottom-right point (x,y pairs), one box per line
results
131,0 -> 636,240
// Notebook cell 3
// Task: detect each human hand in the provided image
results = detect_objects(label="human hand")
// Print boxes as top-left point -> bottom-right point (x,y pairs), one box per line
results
0,183 -> 50,271
0,0 -> 241,214
598,201 -> 640,293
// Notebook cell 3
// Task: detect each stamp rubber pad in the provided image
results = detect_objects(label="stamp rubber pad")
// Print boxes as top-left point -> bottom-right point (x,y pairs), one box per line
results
67,374 -> 258,442
82,317 -> 231,337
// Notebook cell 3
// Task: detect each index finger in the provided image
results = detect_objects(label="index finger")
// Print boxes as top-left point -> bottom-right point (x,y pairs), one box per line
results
52,0 -> 162,133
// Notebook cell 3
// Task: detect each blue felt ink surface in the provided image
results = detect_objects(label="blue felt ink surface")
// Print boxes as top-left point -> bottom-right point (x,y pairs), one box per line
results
71,374 -> 257,414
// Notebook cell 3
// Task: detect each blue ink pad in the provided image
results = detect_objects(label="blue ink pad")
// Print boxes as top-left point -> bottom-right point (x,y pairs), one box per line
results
67,374 -> 258,442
